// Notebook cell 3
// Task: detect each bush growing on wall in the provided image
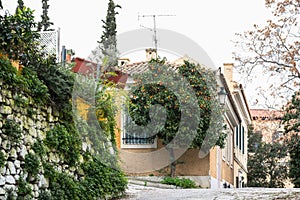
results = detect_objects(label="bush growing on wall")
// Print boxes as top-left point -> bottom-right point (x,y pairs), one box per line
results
0,48 -> 127,200
0,3 -> 127,198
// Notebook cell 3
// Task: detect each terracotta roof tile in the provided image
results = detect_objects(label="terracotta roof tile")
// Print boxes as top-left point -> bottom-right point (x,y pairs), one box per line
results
250,109 -> 283,120
118,61 -> 181,75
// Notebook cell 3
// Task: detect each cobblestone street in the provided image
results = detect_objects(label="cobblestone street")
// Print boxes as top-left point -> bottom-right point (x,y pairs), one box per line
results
122,184 -> 300,200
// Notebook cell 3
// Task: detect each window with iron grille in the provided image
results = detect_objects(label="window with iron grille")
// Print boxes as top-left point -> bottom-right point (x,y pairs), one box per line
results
121,108 -> 157,148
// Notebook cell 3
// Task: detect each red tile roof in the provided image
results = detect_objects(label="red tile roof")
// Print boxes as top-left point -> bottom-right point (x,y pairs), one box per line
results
118,61 -> 180,75
72,57 -> 128,88
72,57 -> 98,76
250,109 -> 283,120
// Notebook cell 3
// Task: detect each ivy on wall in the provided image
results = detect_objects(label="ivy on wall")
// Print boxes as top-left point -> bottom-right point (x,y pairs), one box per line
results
0,4 -> 127,198
0,49 -> 127,200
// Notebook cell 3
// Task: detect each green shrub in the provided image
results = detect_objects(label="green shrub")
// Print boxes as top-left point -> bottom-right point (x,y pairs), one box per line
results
24,153 -> 40,179
3,119 -> 22,144
44,124 -> 81,166
43,163 -> 79,199
0,57 -> 49,106
14,94 -> 29,107
32,63 -> 75,119
47,170 -> 80,200
32,139 -> 47,157
161,177 -> 196,188
0,151 -> 5,168
80,157 -> 127,199
43,159 -> 127,200
21,67 -> 49,105
6,188 -> 16,200
0,58 -> 20,86
38,190 -> 53,200
0,7 -> 41,66
16,176 -> 32,199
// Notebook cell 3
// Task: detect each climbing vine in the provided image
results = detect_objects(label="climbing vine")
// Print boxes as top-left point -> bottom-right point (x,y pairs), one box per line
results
2,119 -> 22,145
0,2 -> 127,198
0,151 -> 5,168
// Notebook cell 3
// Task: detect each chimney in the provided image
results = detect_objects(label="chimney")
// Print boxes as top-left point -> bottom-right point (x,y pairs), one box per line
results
66,52 -> 71,63
223,63 -> 234,92
146,48 -> 157,61
66,49 -> 75,63
118,58 -> 130,66
61,45 -> 66,63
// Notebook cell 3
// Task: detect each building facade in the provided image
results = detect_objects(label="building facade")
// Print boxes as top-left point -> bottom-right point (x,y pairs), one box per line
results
72,52 -> 251,189
114,52 -> 251,188
250,109 -> 293,188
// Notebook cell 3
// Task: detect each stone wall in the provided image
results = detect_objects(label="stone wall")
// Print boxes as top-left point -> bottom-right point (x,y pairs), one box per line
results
0,81 -> 59,198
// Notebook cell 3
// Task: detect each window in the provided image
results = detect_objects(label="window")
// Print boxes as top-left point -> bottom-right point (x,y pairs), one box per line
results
121,108 -> 157,148
242,126 -> 245,154
239,125 -> 242,151
236,177 -> 239,188
223,122 -> 233,165
235,126 -> 239,147
227,133 -> 230,162
235,124 -> 245,154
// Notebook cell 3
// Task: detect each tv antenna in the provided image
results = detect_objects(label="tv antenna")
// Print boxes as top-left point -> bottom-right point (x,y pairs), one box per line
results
138,14 -> 175,58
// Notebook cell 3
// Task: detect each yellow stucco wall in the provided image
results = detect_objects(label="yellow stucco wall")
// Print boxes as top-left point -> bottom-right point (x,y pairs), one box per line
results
221,160 -> 234,185
120,144 -> 211,177
176,149 -> 210,176
75,97 -> 90,120
209,147 -> 217,179
234,161 -> 247,187
0,54 -> 23,71
115,111 -> 121,149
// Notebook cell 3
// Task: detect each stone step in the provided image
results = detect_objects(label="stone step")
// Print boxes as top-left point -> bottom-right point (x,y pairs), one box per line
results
128,176 -> 163,183
128,179 -> 180,189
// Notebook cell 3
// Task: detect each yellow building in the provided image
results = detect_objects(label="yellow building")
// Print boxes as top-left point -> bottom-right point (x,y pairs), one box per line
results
114,50 -> 252,188
223,63 -> 251,188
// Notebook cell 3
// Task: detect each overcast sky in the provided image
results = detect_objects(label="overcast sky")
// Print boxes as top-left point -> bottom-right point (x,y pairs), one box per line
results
3,0 -> 275,108
3,0 -> 271,66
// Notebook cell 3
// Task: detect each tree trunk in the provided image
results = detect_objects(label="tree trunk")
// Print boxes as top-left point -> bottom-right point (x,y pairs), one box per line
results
167,147 -> 176,177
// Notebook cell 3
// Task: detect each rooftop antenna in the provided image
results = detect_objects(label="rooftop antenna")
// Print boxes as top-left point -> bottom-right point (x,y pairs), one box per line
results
138,14 -> 175,59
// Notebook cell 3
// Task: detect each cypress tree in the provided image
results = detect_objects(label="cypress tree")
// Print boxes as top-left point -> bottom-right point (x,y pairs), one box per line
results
37,0 -> 54,31
16,0 -> 24,13
99,0 -> 121,68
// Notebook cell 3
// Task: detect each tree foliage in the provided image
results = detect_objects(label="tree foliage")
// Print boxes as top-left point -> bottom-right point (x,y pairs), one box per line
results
16,0 -> 25,13
0,6 -> 41,66
98,0 -> 121,68
283,90 -> 300,187
247,125 -> 262,153
0,3 -> 73,119
235,0 -> 300,188
128,59 -> 226,176
37,0 -> 54,31
234,0 -> 300,107
247,127 -> 288,188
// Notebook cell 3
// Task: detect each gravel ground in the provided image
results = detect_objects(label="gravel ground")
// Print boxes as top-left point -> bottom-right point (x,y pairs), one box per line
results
121,184 -> 300,200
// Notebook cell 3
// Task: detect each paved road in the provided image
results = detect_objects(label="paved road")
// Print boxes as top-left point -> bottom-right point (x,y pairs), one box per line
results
122,184 -> 300,200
